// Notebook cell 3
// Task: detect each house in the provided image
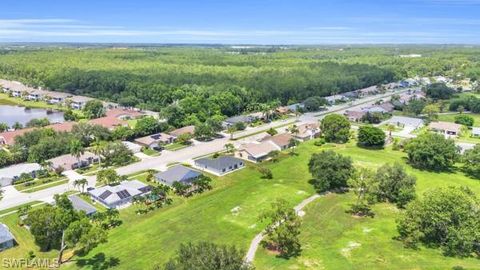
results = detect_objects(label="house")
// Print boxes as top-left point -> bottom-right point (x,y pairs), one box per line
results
105,108 -> 144,120
68,195 -> 97,216
134,133 -> 176,149
154,165 -> 202,186
88,180 -> 152,209
69,96 -> 94,110
276,106 -> 291,115
11,89 -> 22,97
0,122 -> 76,146
345,110 -> 366,122
0,163 -> 41,187
294,122 -> 321,141
471,127 -> 480,137
362,102 -> 394,114
45,91 -> 71,105
325,95 -> 346,105
357,86 -> 378,97
47,152 -> 100,171
122,141 -> 142,154
285,103 -> 304,112
194,156 -> 245,176
429,121 -> 462,137
262,133 -> 295,150
169,125 -> 195,137
26,90 -> 44,101
88,117 -> 128,130
0,223 -> 15,251
387,116 -> 424,129
236,141 -> 280,163
223,115 -> 254,127
2,86 -> 10,94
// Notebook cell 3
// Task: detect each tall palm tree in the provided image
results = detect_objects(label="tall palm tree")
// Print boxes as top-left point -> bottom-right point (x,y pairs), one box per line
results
70,139 -> 85,167
73,178 -> 88,193
91,139 -> 106,165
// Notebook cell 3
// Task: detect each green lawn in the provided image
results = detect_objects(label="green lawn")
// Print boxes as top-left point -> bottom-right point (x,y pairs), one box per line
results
0,93 -> 65,111
164,142 -> 190,151
2,140 -> 479,269
14,176 -> 68,192
437,112 -> 480,127
142,147 -> 160,156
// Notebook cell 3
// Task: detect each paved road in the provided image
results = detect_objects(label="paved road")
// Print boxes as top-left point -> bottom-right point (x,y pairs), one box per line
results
0,87 -> 411,211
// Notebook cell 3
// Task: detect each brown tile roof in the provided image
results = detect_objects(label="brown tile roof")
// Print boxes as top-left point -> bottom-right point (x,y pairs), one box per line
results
47,151 -> 99,170
88,117 -> 127,130
0,122 -> 76,145
262,133 -> 294,148
428,121 -> 462,133
239,142 -> 279,158
105,109 -> 144,119
169,125 -> 195,137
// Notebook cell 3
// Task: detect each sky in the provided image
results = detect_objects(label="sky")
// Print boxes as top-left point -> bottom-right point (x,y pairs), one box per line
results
1,0 -> 480,44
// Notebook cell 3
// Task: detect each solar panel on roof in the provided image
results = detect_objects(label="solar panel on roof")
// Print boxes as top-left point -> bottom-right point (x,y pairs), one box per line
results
99,190 -> 112,200
117,190 -> 131,199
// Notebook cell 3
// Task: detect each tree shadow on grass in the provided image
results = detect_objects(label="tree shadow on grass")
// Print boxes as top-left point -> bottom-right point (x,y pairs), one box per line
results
74,253 -> 120,270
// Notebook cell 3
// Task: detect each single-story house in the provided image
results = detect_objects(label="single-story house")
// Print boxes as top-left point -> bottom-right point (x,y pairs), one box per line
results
0,223 -> 15,251
68,195 -> 97,216
236,141 -> 280,163
387,116 -> 424,129
194,156 -> 245,176
286,103 -> 304,112
325,95 -> 347,105
69,96 -> 94,110
276,106 -> 291,115
0,163 -> 41,187
456,142 -> 475,154
122,141 -> 142,154
154,165 -> 202,186
294,123 -> 321,141
88,117 -> 128,130
168,125 -> 195,137
429,121 -> 462,136
44,91 -> 71,105
261,133 -> 294,150
47,152 -> 100,171
472,127 -> 480,137
105,109 -> 144,120
134,133 -> 176,149
11,89 -> 23,97
345,110 -> 366,122
0,122 -> 76,146
223,115 -> 254,127
88,180 -> 152,209
26,90 -> 44,101
362,102 -> 394,114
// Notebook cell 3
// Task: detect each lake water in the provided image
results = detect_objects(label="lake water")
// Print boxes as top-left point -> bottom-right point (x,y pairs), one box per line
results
0,105 -> 64,127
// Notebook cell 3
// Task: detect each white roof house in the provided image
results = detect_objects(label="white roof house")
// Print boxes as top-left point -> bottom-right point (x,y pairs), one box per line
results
387,116 -> 424,129
472,127 -> 480,137
88,180 -> 151,209
0,163 -> 41,187
122,141 -> 142,153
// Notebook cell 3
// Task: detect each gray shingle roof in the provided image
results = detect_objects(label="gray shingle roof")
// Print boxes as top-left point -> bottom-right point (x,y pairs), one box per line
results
68,195 -> 97,216
154,165 -> 201,186
224,115 -> 253,124
0,223 -> 14,244
195,156 -> 243,171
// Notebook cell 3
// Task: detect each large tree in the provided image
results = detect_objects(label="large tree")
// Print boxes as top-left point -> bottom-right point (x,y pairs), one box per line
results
462,144 -> 480,179
347,167 -> 378,217
375,163 -> 416,208
25,194 -> 107,264
357,126 -> 386,148
405,133 -> 460,171
260,199 -> 302,258
161,242 -> 252,270
397,187 -> 480,257
308,150 -> 354,192
83,100 -> 106,119
424,83 -> 455,100
320,114 -> 351,143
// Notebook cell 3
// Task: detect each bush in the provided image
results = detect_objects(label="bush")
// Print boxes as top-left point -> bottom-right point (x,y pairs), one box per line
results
320,114 -> 351,143
357,126 -> 386,148
308,150 -> 354,192
454,114 -> 474,127
405,133 -> 460,171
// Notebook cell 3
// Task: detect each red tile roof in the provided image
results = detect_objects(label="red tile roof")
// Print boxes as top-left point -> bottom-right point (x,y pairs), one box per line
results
0,122 -> 76,145
88,117 -> 127,130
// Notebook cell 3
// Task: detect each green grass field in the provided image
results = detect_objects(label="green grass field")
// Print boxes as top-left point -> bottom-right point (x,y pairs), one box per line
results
437,112 -> 480,127
1,140 -> 479,269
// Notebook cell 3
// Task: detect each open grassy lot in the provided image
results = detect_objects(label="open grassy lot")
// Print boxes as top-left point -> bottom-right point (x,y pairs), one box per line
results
1,140 -> 479,269
0,93 -> 65,110
437,112 -> 480,127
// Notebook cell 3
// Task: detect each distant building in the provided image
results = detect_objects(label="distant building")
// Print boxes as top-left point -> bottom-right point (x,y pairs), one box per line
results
88,116 -> 128,130
135,133 -> 176,149
70,96 -> 94,110
223,115 -> 254,127
105,108 -> 144,120
88,180 -> 152,209
154,165 -> 202,186
294,123 -> 321,141
344,110 -> 366,122
46,152 -> 100,171
471,127 -> 480,137
0,163 -> 41,187
122,141 -> 142,154
194,156 -> 245,176
26,90 -> 44,101
0,122 -> 76,146
0,223 -> 15,251
168,125 -> 195,137
387,116 -> 424,129
237,141 -> 280,163
285,103 -> 304,112
261,133 -> 294,150
429,121 -> 462,137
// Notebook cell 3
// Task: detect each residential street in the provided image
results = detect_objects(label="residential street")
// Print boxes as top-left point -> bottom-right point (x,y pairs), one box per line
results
0,88 -> 411,211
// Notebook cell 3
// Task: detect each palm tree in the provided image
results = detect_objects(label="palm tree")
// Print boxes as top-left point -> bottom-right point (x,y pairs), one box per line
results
74,178 -> 88,193
386,124 -> 396,138
91,139 -> 106,165
289,125 -> 299,137
69,139 -> 85,166
224,143 -> 235,154
227,126 -> 236,140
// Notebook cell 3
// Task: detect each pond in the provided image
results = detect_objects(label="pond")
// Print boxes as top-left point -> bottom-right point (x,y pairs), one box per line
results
0,105 -> 64,127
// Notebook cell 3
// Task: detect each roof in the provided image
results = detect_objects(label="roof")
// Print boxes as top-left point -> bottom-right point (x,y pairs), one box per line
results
169,125 -> 195,137
0,223 -> 14,244
296,122 -> 320,138
70,96 -> 94,103
43,91 -> 71,99
154,165 -> 202,186
88,117 -> 127,130
472,127 -> 480,135
46,151 -> 99,169
0,122 -> 76,145
262,133 -> 294,148
224,115 -> 253,124
0,163 -> 41,179
122,141 -> 142,151
88,180 -> 151,206
195,156 -> 243,170
429,121 -> 462,132
286,103 -> 304,112
345,110 -> 366,119
68,195 -> 97,216
388,116 -> 424,128
239,141 -> 279,159
105,109 -> 144,119
135,133 -> 175,146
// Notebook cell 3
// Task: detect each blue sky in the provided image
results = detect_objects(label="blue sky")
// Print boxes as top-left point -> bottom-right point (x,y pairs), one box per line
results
1,0 -> 480,44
